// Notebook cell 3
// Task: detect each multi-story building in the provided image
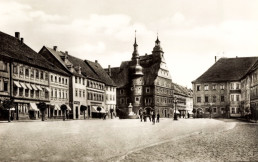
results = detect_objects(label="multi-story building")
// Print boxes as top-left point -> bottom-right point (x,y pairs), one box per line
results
192,57 -> 258,118
39,46 -> 115,119
108,36 -> 174,118
172,83 -> 193,118
248,61 -> 258,119
0,31 -> 70,120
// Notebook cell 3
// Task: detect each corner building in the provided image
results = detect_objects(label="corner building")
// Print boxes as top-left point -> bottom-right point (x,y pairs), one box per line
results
108,36 -> 174,118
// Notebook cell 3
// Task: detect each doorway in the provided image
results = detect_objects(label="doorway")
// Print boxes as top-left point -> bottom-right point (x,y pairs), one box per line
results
76,106 -> 79,119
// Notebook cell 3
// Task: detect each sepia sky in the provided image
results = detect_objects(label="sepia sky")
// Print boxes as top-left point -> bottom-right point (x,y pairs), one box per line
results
1,0 -> 258,88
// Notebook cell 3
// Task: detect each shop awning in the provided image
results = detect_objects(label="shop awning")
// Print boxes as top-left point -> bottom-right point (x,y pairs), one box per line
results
13,81 -> 21,88
91,106 -> 106,113
66,105 -> 71,111
29,103 -> 39,111
31,84 -> 38,90
54,104 -> 60,110
25,83 -> 33,90
36,85 -> 43,91
19,82 -> 27,89
45,87 -> 51,92
174,110 -> 180,114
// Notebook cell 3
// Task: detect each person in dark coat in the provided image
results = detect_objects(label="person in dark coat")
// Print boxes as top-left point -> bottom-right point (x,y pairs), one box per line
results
152,113 -> 155,125
187,112 -> 190,118
156,113 -> 160,123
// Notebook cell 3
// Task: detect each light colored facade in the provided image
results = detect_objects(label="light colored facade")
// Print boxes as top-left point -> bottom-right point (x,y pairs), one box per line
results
105,85 -> 116,116
48,72 -> 70,119
250,67 -> 258,119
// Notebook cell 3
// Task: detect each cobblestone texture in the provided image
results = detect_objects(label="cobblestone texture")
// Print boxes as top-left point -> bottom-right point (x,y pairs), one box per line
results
118,121 -> 258,162
0,118 -> 243,162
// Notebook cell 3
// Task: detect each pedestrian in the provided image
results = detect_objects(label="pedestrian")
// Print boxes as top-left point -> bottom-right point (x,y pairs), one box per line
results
187,112 -> 190,118
152,113 -> 155,125
183,113 -> 185,118
157,113 -> 160,123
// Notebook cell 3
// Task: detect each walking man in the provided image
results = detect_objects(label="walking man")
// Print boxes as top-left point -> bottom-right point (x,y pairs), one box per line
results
156,113 -> 160,123
152,113 -> 155,125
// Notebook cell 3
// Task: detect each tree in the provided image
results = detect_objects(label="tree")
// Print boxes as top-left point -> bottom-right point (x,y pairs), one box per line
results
60,105 -> 67,121
80,105 -> 87,119
2,99 -> 14,122
38,102 -> 47,121
110,109 -> 114,119
192,109 -> 197,118
97,106 -> 102,119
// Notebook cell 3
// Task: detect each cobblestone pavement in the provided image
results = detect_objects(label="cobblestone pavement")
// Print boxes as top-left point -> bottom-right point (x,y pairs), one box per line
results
0,118 -> 239,162
117,120 -> 258,162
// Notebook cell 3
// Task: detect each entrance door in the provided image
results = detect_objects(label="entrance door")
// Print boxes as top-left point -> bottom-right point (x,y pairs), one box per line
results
76,106 -> 79,119
164,109 -> 167,117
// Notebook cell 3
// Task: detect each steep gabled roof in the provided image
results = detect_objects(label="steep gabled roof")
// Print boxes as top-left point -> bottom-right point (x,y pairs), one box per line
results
108,62 -> 130,88
192,57 -> 258,83
67,55 -> 101,81
0,31 -> 69,76
85,60 -> 116,86
172,82 -> 191,97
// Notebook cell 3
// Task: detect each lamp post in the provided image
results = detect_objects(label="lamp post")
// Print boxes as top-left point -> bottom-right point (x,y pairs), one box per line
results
174,97 -> 178,120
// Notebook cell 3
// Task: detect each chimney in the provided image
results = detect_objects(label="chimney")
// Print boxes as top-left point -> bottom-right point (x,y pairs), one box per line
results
215,56 -> 217,63
53,46 -> 57,51
21,38 -> 24,44
95,60 -> 98,63
108,65 -> 111,76
15,32 -> 20,39
65,51 -> 68,54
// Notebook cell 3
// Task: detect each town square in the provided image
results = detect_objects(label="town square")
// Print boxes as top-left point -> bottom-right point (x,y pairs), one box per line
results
0,0 -> 258,161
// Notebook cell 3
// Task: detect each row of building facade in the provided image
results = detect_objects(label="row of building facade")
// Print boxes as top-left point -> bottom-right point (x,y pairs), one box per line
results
192,57 -> 258,118
0,31 -> 116,120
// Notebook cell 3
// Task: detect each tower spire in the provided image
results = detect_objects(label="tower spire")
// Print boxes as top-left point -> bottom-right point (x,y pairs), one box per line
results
132,30 -> 139,59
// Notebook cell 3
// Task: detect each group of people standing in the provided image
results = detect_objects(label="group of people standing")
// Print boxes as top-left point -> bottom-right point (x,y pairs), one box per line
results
139,111 -> 160,125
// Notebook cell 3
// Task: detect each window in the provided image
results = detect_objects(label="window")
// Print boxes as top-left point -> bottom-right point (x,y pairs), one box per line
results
230,83 -> 234,90
83,79 -> 85,85
79,90 -> 82,97
31,90 -> 34,98
75,89 -> 78,97
205,96 -> 208,103
30,69 -> 34,78
212,84 -> 216,90
221,95 -> 225,102
79,78 -> 81,84
231,107 -> 235,114
75,77 -> 77,83
212,96 -> 216,102
120,89 -> 124,95
146,87 -> 150,93
196,85 -> 200,91
65,79 -> 67,85
120,98 -> 124,104
197,97 -> 201,103
204,85 -> 209,91
3,81 -> 8,92
236,95 -> 239,101
0,60 -> 7,71
62,78 -> 64,84
213,107 -> 217,113
51,75 -> 53,82
19,66 -> 24,75
59,77 -> 61,83
236,84 -> 240,90
35,69 -> 39,79
55,76 -> 57,82
59,90 -> 61,98
25,69 -> 29,76
40,71 -> 44,79
83,90 -> 85,97
13,65 -> 18,74
45,72 -> 48,81
220,84 -> 224,90
230,95 -> 234,101
135,97 -> 139,101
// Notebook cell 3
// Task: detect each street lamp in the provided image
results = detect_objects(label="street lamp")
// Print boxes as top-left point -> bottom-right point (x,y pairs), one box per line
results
174,97 -> 178,120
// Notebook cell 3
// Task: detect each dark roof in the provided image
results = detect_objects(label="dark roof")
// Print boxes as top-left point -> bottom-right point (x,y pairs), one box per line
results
85,60 -> 116,86
192,57 -> 258,83
172,82 -> 192,97
108,55 -> 163,88
0,31 -> 69,76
